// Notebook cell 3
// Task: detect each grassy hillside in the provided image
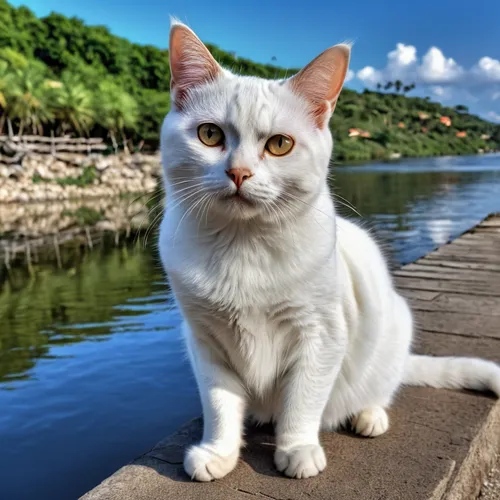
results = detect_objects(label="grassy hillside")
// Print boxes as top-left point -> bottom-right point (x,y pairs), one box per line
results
1,0 -> 499,160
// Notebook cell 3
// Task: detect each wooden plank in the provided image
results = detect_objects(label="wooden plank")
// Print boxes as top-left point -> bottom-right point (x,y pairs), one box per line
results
480,219 -> 500,228
450,237 -> 500,249
402,263 -> 500,277
429,249 -> 500,264
394,277 -> 500,297
398,289 -> 441,301
394,269 -> 498,284
409,294 -> 500,316
421,246 -> 500,259
4,142 -> 107,153
410,258 -> 500,272
412,310 -> 500,338
423,253 -> 500,266
413,329 -> 500,361
0,135 -> 104,144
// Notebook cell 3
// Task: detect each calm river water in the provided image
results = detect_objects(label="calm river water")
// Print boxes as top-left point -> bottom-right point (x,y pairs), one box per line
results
1,153 -> 500,499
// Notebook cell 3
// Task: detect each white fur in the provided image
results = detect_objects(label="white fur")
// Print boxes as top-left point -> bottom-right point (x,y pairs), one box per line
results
159,25 -> 500,482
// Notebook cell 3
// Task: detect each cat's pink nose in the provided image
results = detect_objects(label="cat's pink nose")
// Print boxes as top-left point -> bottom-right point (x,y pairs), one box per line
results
226,167 -> 253,189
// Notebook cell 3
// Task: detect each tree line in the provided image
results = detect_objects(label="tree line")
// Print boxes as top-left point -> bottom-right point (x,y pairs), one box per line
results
1,0 -> 499,159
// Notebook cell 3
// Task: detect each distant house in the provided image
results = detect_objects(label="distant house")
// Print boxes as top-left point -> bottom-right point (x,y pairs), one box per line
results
440,116 -> 452,127
418,112 -> 430,120
348,128 -> 372,138
481,134 -> 491,140
398,122 -> 405,128
456,131 -> 467,138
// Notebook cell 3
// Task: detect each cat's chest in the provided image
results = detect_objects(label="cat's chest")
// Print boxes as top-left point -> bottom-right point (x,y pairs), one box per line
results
222,307 -> 300,395
179,234 -> 294,310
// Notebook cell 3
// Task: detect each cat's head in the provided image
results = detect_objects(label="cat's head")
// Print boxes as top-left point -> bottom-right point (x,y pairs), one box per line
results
161,20 -> 350,222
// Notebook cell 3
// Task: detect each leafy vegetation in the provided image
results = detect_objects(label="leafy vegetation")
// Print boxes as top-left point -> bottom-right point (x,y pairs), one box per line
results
61,206 -> 104,225
0,242 -> 162,382
1,0 -> 499,160
32,165 -> 97,187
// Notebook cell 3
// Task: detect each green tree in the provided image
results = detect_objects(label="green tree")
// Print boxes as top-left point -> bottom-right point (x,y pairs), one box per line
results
49,71 -> 95,135
93,80 -> 138,152
7,62 -> 53,135
394,80 -> 403,93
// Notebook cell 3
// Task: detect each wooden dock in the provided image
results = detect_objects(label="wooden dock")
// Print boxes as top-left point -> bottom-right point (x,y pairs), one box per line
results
82,214 -> 500,500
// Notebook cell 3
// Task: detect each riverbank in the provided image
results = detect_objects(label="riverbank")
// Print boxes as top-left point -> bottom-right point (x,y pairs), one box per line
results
0,151 -> 161,203
3,149 -> 500,205
0,197 -> 157,270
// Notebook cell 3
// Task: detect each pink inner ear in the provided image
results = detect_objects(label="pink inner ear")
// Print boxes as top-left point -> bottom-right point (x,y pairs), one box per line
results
289,45 -> 350,128
169,24 -> 221,107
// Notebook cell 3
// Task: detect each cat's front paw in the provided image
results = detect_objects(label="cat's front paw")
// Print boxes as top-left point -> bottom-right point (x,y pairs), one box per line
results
184,444 -> 239,481
274,444 -> 326,479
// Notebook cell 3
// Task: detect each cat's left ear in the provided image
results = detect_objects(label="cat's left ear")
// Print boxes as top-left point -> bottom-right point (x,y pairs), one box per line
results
169,20 -> 222,108
288,44 -> 351,128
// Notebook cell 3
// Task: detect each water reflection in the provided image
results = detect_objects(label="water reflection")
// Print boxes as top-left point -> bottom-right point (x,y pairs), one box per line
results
333,154 -> 500,263
0,154 -> 500,500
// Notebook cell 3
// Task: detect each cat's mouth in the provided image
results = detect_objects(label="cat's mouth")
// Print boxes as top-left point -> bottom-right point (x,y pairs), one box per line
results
223,191 -> 256,207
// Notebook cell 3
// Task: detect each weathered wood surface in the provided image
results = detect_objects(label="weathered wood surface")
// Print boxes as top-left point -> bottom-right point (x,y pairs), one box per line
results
0,135 -> 104,144
0,135 -> 107,154
82,214 -> 500,500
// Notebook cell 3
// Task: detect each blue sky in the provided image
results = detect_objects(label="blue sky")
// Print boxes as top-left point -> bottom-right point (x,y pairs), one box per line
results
10,0 -> 500,122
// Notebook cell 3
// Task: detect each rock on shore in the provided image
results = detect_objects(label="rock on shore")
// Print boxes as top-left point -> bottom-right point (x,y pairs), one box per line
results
0,152 -> 161,203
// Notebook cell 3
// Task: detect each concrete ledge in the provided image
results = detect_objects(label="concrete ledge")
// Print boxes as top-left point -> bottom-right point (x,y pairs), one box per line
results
81,214 -> 500,500
81,394 -> 500,500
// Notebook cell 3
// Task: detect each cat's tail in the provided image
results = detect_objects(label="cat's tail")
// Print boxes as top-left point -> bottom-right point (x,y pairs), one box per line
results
403,354 -> 500,396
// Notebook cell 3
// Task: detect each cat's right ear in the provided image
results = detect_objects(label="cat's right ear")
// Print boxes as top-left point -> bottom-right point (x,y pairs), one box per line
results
288,44 -> 351,129
169,20 -> 222,108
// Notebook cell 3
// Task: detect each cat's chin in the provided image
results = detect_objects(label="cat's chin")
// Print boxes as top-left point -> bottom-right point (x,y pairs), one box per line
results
215,193 -> 261,220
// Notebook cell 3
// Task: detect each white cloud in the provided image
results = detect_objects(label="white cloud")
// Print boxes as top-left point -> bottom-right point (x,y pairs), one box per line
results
356,66 -> 382,86
487,111 -> 500,122
473,57 -> 500,82
345,69 -> 355,82
354,43 -> 500,122
357,43 -> 466,86
418,47 -> 463,83
431,86 -> 446,97
387,43 -> 417,78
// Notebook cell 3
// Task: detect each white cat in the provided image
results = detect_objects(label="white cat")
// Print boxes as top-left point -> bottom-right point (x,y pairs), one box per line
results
159,21 -> 500,482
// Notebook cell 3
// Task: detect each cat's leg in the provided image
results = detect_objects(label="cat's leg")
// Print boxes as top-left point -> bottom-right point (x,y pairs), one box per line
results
274,315 -> 347,479
183,325 -> 246,482
351,406 -> 389,437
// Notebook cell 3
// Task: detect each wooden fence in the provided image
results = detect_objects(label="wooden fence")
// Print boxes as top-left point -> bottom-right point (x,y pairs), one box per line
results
0,135 -> 108,155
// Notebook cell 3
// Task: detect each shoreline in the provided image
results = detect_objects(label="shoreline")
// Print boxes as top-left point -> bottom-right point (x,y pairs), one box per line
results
1,149 -> 499,205
0,150 -> 161,204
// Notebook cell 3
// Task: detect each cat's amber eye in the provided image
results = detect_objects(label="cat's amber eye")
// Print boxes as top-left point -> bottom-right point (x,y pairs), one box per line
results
265,134 -> 294,156
198,123 -> 224,147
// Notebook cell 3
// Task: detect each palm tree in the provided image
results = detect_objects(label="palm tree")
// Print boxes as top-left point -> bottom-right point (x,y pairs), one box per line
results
0,60 -> 11,134
384,81 -> 393,91
400,82 -> 416,95
49,71 -> 95,135
93,80 -> 138,153
8,64 -> 53,135
394,80 -> 403,93
0,61 -> 8,109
